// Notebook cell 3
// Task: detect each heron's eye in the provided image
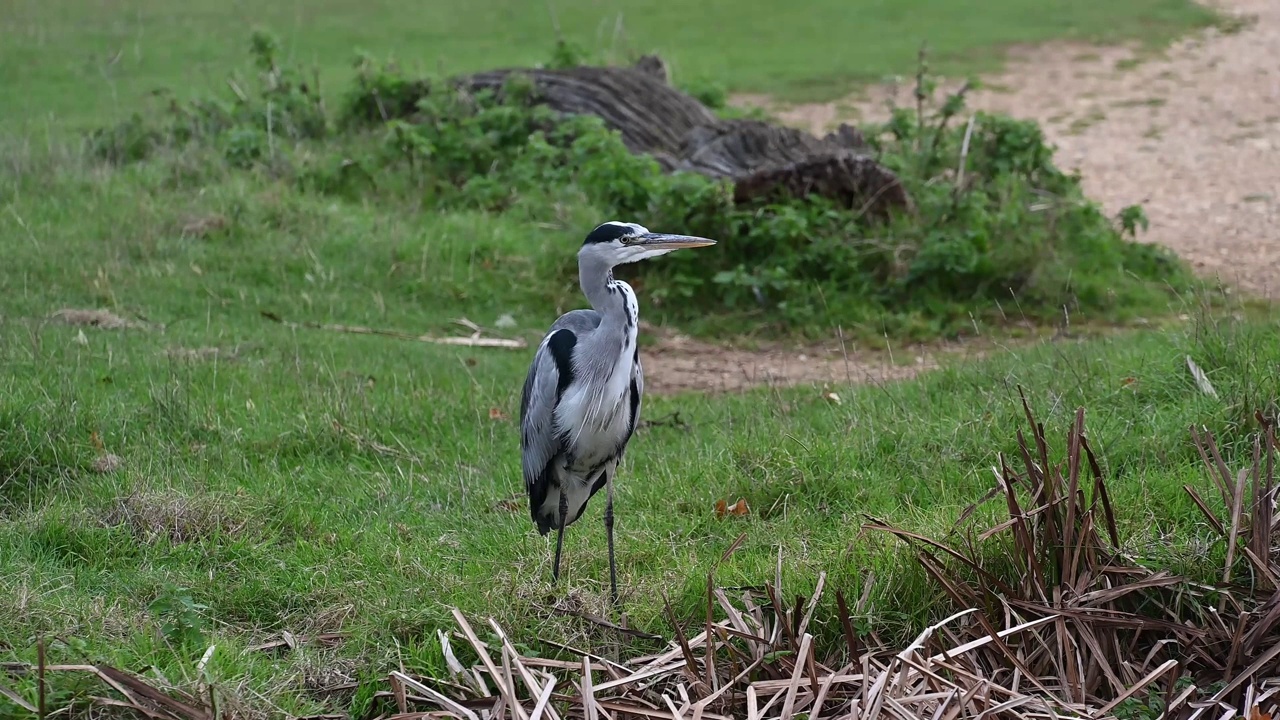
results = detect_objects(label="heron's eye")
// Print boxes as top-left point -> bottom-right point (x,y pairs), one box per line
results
620,235 -> 636,246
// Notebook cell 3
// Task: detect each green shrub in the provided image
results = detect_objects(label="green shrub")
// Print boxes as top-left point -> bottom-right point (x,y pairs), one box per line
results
353,62 -> 1187,336
85,39 -> 1193,340
343,51 -> 434,127
87,30 -> 327,167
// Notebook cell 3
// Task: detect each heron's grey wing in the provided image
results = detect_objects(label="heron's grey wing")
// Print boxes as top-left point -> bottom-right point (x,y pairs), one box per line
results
520,310 -> 602,532
520,334 -> 568,522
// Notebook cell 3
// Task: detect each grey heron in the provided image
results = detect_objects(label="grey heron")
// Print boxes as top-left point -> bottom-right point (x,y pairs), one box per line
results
519,221 -> 717,604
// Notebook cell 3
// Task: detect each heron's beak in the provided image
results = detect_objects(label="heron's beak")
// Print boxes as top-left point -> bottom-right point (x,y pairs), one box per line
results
634,232 -> 717,249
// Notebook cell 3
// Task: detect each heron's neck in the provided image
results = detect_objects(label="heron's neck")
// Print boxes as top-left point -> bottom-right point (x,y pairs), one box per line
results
580,257 -> 629,325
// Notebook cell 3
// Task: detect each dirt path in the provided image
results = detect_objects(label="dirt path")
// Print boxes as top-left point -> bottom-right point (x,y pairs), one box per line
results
643,0 -> 1275,395
638,325 -> 957,396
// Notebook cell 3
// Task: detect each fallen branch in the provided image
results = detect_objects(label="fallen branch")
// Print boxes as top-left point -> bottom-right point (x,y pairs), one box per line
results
542,604 -> 667,642
259,311 -> 527,349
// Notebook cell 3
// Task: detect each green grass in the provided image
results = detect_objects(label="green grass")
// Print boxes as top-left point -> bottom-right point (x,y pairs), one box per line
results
2,0 -> 1218,129
1,139 -> 1278,715
3,289 -> 1277,714
0,0 -> 1264,716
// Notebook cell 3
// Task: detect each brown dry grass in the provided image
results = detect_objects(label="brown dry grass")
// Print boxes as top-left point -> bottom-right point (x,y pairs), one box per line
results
162,346 -> 243,363
50,308 -> 150,331
98,489 -> 256,545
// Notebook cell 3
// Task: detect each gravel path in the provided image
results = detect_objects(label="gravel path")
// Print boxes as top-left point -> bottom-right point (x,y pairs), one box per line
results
765,0 -> 1278,298
646,0 -> 1276,394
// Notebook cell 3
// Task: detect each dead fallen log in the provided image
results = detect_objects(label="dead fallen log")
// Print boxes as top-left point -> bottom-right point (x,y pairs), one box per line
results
384,56 -> 913,218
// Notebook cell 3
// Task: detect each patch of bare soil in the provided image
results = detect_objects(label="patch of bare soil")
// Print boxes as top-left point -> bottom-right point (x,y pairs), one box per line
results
742,0 -> 1278,299
639,325 -> 991,396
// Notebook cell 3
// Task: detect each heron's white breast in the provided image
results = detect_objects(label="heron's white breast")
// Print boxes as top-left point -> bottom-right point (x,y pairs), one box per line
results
554,282 -> 638,467
598,280 -> 638,412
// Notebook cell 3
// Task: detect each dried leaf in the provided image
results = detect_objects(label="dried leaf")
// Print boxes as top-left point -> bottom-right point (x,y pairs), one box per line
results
716,498 -> 750,518
1186,355 -> 1219,399
258,312 -> 527,349
91,454 -> 123,474
489,407 -> 509,421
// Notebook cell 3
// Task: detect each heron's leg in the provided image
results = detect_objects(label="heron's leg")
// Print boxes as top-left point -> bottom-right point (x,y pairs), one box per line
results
553,488 -> 568,583
604,471 -> 618,606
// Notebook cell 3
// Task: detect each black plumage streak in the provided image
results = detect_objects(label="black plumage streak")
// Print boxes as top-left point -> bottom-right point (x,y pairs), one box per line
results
625,378 -> 640,440
546,329 -> 577,402
583,222 -> 635,245
530,465 -> 561,536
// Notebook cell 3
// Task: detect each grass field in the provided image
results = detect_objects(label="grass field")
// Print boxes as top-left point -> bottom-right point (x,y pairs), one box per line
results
2,0 -> 1219,128
3,290 -> 1277,714
2,0 -> 1273,717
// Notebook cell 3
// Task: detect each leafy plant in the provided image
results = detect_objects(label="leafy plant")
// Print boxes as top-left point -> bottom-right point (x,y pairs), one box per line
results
343,51 -> 434,127
148,584 -> 209,651
546,38 -> 589,69
1117,204 -> 1150,238
678,77 -> 728,109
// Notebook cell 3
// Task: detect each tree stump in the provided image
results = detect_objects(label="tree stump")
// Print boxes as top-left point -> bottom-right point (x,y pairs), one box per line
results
439,58 -> 913,218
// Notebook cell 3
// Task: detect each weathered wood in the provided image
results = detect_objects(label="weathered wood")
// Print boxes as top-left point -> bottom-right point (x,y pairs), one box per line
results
406,58 -> 912,216
677,118 -> 910,214
460,64 -> 718,158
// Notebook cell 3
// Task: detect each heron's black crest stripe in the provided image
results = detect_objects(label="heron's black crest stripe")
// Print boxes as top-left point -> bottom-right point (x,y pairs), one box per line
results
546,329 -> 577,402
583,222 -> 634,245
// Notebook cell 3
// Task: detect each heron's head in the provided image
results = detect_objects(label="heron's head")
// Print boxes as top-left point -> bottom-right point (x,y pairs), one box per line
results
579,221 -> 716,267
